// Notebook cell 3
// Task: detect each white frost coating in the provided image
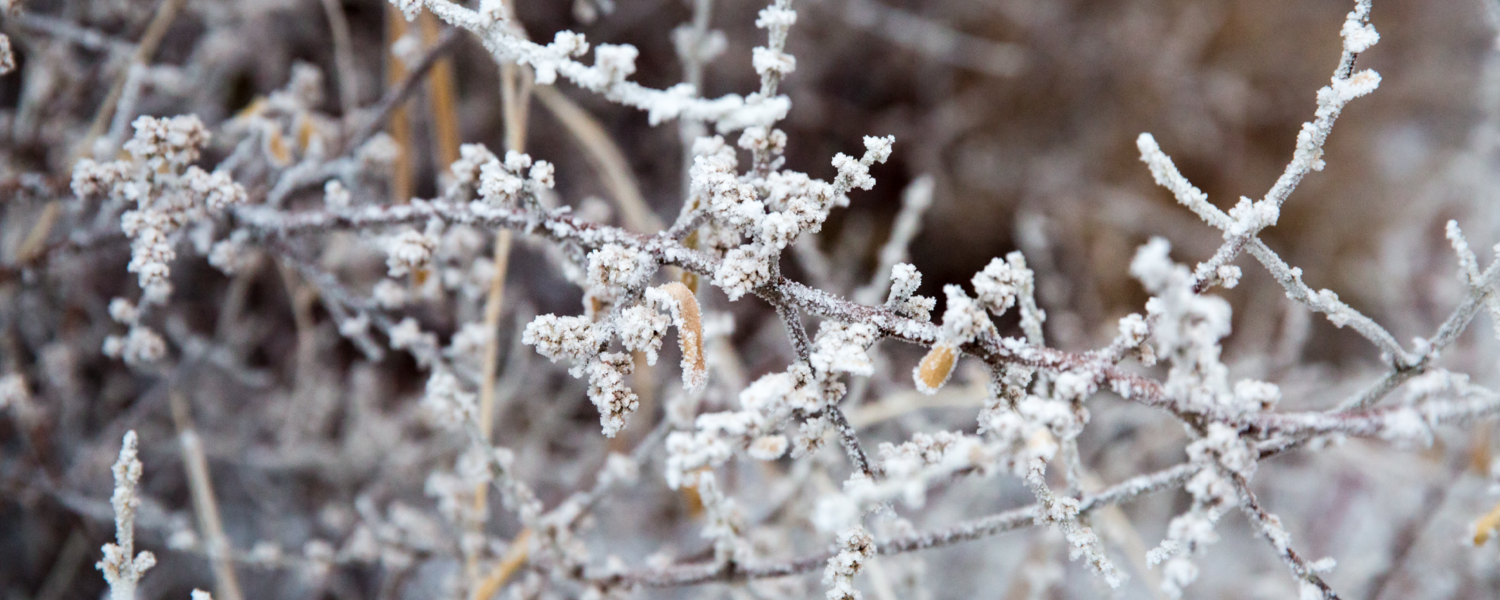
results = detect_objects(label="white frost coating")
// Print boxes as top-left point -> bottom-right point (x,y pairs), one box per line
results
98,431 -> 156,600
662,369 -> 804,487
422,369 -> 477,429
586,352 -> 639,438
1136,133 -> 1229,230
693,472 -> 751,564
385,228 -> 437,278
522,314 -> 603,375
474,148 -> 553,207
884,263 -> 936,319
748,434 -> 789,460
1145,423 -> 1261,598
586,243 -> 656,298
814,422 -> 1059,534
389,317 -> 441,366
448,143 -> 497,189
1052,371 -> 1096,403
617,305 -> 670,365
1340,4 -> 1380,53
1026,460 -> 1125,588
1127,237 -> 1313,597
102,326 -> 167,367
695,133 -> 894,299
752,46 -> 796,80
397,0 -> 790,131
0,373 -> 28,413
1447,220 -> 1500,341
74,116 -> 247,305
809,322 -> 879,377
1130,238 -> 1238,416
0,34 -> 13,75
823,525 -> 875,600
663,299 -> 884,488
972,252 -> 1031,317
937,284 -> 993,345
663,428 -> 733,489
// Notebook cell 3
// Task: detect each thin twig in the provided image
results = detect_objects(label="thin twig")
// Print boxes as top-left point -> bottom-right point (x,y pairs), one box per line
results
169,392 -> 245,600
347,28 -> 463,150
319,0 -> 360,117
586,461 -> 1197,588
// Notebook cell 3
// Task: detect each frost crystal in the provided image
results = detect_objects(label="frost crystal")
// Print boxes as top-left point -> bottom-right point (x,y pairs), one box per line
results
1130,238 -> 1242,415
972,253 -> 1029,316
103,327 -> 168,367
938,284 -> 993,345
586,352 -> 640,437
617,304 -> 670,365
422,370 -> 477,430
75,115 -> 247,306
823,526 -> 875,600
98,432 -> 155,600
477,149 -> 553,206
386,229 -> 437,278
1028,460 -> 1124,588
748,435 -> 789,460
809,322 -> 879,377
0,373 -> 27,412
0,35 -> 12,75
586,243 -> 655,298
389,318 -> 441,366
522,314 -> 603,370
1341,6 -> 1380,53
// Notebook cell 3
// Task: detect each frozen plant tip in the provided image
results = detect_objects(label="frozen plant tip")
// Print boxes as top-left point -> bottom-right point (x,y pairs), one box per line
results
98,432 -> 155,600
823,526 -> 875,600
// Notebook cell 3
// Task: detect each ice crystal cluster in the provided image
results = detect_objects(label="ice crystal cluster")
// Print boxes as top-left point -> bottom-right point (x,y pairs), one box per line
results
7,0 -> 1500,599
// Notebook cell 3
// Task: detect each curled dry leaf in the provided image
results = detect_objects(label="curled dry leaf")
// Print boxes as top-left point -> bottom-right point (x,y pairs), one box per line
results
653,281 -> 707,391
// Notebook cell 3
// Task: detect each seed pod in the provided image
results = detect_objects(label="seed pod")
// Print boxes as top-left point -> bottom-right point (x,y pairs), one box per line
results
914,342 -> 957,394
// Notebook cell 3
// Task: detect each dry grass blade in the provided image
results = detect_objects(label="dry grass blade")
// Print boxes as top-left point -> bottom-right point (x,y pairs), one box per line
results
654,281 -> 706,390
535,85 -> 661,233
472,528 -> 533,600
384,4 -> 415,204
169,392 -> 244,600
